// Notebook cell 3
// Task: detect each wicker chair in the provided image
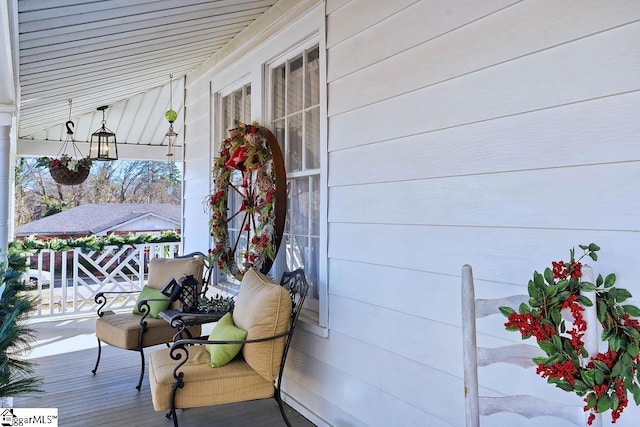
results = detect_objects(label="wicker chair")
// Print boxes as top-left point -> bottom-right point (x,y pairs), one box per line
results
148,267 -> 308,427
92,252 -> 212,390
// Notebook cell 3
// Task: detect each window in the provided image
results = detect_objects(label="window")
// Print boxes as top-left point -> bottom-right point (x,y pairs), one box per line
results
270,45 -> 322,317
219,84 -> 251,285
221,84 -> 251,130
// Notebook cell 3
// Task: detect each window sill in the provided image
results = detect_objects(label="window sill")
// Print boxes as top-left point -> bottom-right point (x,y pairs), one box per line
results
298,310 -> 328,338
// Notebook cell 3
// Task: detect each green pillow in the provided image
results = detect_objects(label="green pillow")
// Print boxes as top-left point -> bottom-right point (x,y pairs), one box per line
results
132,286 -> 170,318
205,312 -> 247,367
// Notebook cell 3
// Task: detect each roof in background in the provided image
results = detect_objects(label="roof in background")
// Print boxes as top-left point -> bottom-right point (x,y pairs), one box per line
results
14,203 -> 181,237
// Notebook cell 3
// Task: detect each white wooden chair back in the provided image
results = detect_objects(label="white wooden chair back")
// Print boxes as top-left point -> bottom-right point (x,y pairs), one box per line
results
461,264 -> 602,426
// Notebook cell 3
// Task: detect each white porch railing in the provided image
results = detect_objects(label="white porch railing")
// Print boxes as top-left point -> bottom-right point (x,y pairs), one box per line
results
26,242 -> 180,317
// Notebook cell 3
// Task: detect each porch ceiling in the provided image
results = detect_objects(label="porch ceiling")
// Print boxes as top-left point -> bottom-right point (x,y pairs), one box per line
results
14,0 -> 278,158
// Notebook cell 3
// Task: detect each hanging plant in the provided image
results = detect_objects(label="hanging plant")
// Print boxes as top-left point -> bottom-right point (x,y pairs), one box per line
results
36,100 -> 92,186
36,153 -> 92,185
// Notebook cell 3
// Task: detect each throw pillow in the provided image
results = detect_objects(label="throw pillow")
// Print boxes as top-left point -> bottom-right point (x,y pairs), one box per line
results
205,312 -> 247,367
132,285 -> 171,318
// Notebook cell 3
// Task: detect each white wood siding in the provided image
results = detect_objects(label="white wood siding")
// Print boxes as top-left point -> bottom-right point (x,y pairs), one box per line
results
182,72 -> 212,254
323,0 -> 640,426
182,1 -> 640,426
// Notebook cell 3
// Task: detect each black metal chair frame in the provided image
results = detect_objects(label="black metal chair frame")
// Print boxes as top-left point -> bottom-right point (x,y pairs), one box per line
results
163,268 -> 309,427
92,251 -> 213,390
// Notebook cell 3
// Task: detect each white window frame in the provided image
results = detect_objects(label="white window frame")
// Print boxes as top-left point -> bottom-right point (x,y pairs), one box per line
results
264,35 -> 328,331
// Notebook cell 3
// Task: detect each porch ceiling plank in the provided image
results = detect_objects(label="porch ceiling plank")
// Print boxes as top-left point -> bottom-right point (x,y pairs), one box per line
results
14,0 -> 279,153
118,91 -> 155,147
19,41 -> 222,75
23,31 -> 235,66
20,22 -> 247,62
18,11 -> 257,50
18,56 -> 201,86
17,0 -> 273,35
19,52 -> 206,84
19,73 -> 185,127
18,92 -> 181,146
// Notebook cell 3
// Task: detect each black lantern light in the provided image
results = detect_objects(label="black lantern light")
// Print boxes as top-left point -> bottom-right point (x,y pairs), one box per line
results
89,105 -> 118,161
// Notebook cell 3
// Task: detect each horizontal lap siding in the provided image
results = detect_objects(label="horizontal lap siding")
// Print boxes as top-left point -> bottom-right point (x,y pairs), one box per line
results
329,92 -> 640,185
182,76 -> 212,254
329,163 -> 640,230
325,1 -> 640,426
329,22 -> 640,150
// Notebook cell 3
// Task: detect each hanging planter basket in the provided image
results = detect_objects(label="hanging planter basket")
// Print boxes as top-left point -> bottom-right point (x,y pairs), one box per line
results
37,99 -> 93,186
49,165 -> 90,185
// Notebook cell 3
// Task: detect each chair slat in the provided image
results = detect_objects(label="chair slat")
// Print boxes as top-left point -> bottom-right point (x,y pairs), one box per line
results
477,344 -> 543,368
479,395 -> 586,425
475,295 -> 528,319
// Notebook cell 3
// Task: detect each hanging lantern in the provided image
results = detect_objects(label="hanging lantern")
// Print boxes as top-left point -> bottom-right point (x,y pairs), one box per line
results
89,105 -> 118,161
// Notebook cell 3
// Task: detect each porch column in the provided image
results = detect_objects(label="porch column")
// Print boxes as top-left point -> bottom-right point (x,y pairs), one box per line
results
0,112 -> 11,260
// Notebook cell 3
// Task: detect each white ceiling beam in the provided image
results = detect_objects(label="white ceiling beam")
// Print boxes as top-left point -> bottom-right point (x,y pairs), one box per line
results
17,138 -> 182,162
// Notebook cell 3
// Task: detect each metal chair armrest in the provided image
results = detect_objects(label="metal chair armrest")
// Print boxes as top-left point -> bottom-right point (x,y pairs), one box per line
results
95,290 -> 141,317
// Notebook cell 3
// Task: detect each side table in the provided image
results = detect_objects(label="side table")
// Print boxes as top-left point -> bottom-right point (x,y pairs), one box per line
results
159,309 -> 228,340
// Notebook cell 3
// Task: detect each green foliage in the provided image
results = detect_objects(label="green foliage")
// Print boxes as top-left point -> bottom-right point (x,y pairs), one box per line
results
500,244 -> 640,424
41,195 -> 70,218
9,230 -> 181,254
0,248 -> 42,397
197,294 -> 235,313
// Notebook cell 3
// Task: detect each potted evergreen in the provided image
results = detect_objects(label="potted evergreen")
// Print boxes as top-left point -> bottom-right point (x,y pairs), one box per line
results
0,247 -> 42,407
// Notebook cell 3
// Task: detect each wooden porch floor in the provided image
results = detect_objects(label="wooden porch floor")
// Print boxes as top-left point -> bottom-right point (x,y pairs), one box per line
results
14,316 -> 316,427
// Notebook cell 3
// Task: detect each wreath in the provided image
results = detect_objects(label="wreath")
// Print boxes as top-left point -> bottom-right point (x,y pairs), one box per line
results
501,244 -> 640,424
208,123 -> 278,280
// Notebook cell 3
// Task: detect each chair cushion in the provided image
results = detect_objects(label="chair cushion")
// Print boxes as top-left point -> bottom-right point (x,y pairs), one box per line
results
147,257 -> 205,310
132,286 -> 170,318
232,268 -> 292,382
96,313 -> 201,349
205,312 -> 247,367
149,346 -> 274,411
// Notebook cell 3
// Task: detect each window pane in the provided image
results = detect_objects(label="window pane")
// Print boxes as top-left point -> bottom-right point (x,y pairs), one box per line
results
288,55 -> 304,113
228,171 -> 243,272
286,235 -> 306,271
305,107 -> 320,170
284,178 -> 291,235
273,118 -> 286,159
289,177 -> 309,236
244,85 -> 251,123
308,237 -> 320,300
273,65 -> 286,119
310,175 -> 320,236
222,95 -> 232,130
233,91 -> 242,124
305,47 -> 320,108
288,113 -> 303,172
